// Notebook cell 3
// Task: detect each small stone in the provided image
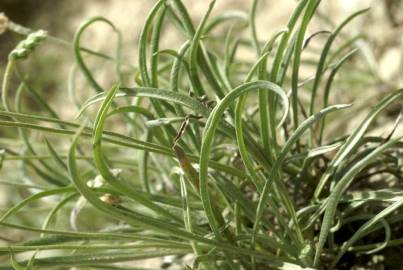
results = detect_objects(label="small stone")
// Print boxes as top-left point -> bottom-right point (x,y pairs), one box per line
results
0,13 -> 9,34
379,47 -> 401,81
99,193 -> 122,206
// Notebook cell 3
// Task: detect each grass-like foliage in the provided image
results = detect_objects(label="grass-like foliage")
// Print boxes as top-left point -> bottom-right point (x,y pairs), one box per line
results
0,1 -> 402,269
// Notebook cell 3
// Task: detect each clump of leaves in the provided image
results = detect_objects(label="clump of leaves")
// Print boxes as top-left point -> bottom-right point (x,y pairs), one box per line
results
0,0 -> 402,269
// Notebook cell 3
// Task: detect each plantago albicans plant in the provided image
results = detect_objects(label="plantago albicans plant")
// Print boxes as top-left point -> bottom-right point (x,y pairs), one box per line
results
0,1 -> 402,269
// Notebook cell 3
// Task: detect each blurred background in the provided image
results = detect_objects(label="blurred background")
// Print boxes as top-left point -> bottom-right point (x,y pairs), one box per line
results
0,0 -> 402,268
